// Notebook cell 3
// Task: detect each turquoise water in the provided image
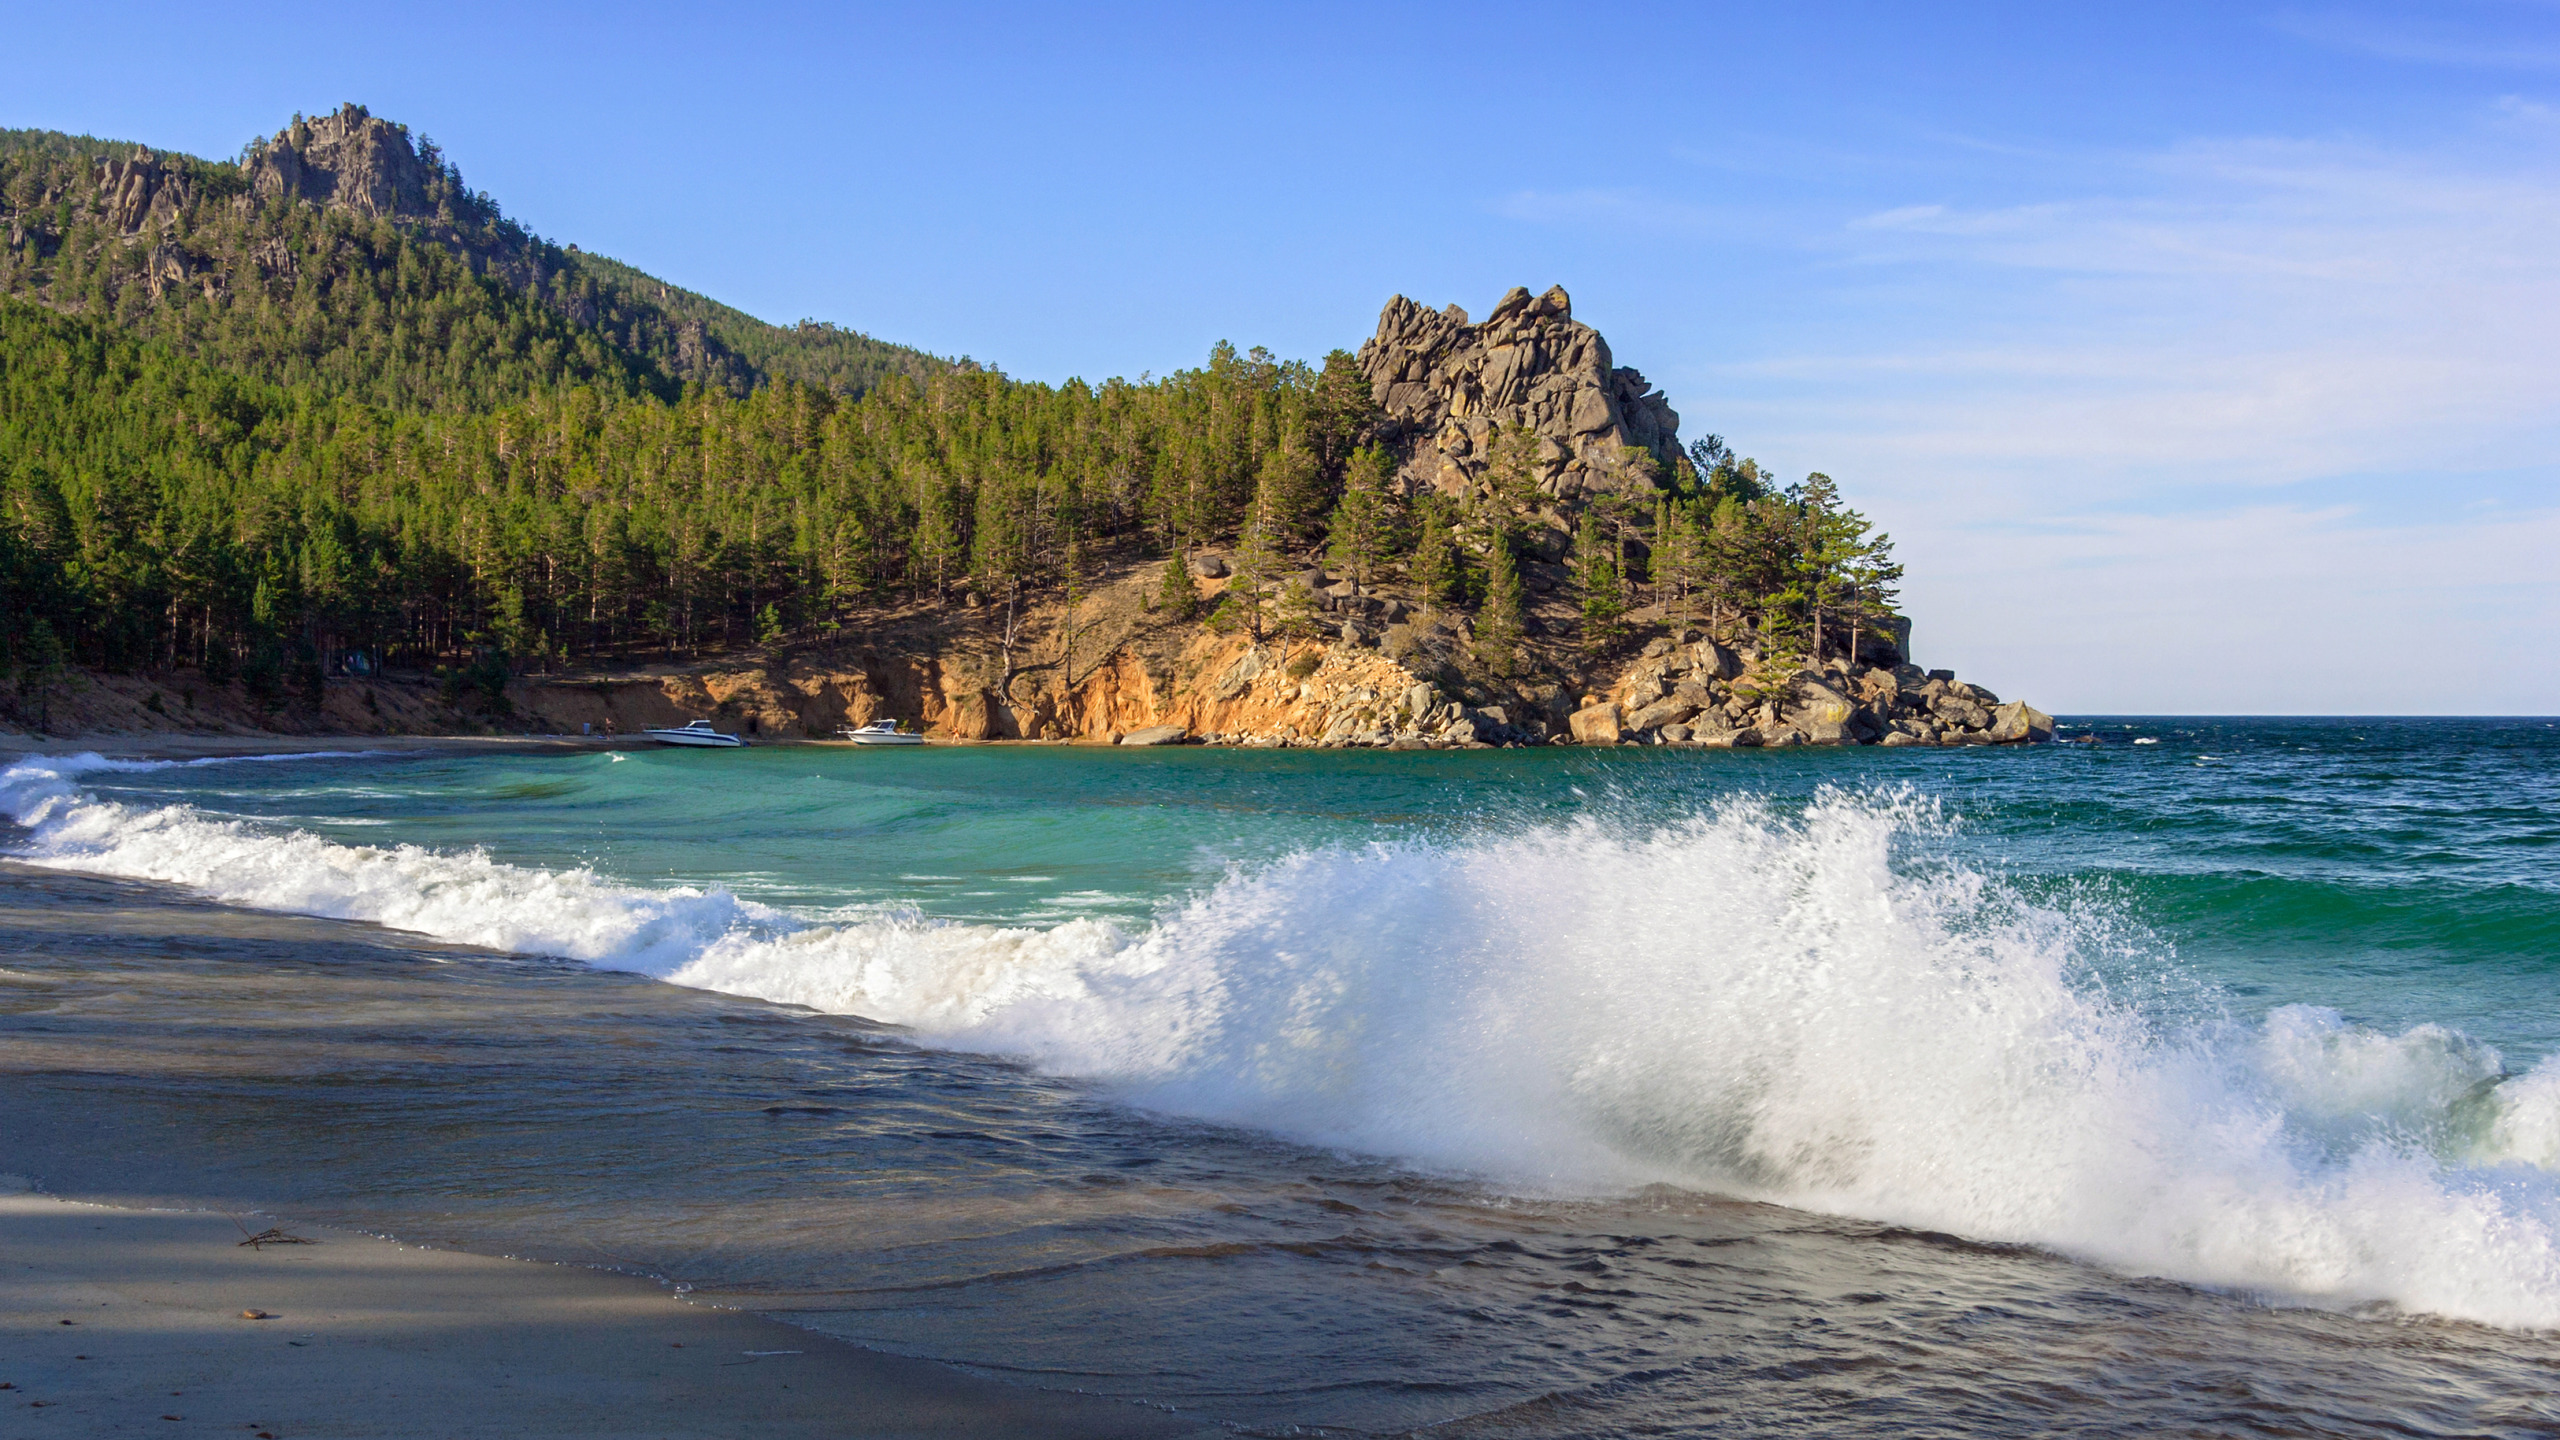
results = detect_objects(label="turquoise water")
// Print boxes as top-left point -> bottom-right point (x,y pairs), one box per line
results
5,717 -> 2559,1435
61,717 -> 2559,1051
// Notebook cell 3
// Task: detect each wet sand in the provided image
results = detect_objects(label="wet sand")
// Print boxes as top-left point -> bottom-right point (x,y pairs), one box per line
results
0,862 -> 1209,1439
0,1187 -> 1207,1439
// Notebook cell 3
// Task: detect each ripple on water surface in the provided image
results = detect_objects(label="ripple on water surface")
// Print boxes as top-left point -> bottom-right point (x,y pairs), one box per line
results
2,722 -> 2558,1435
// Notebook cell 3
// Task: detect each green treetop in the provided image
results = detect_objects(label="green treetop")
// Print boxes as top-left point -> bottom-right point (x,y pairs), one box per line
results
1326,445 -> 1401,585
1475,531 -> 1526,675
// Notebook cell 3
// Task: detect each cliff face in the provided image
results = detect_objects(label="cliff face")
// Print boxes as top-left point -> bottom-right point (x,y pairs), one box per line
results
92,148 -> 195,235
506,633 -> 1496,750
1359,285 -> 1683,505
13,542 -> 2043,752
505,557 -> 1525,749
245,106 -> 452,225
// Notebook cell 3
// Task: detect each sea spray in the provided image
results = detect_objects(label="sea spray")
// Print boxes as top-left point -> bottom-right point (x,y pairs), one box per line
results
8,751 -> 2560,1327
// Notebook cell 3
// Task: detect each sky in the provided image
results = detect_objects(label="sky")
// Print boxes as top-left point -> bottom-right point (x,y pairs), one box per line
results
9,1 -> 2558,713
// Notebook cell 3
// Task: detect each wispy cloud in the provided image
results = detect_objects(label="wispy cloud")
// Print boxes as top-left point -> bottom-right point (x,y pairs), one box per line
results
1840,136 -> 2560,285
2274,7 -> 2560,71
1745,123 -> 2560,486
1483,87 -> 2560,709
1665,116 -> 2560,710
1891,500 -> 2560,713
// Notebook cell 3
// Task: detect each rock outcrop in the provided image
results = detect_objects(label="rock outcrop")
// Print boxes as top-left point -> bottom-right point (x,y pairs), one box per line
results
94,149 -> 194,235
235,104 -> 545,291
1,106 -> 948,404
472,553 -> 1538,751
1358,285 -> 1682,505
244,106 -> 447,223
1578,634 -> 2051,748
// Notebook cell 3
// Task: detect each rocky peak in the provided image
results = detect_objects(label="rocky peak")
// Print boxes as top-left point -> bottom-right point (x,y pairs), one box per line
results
244,103 -> 446,223
1357,284 -> 1682,507
92,147 -> 193,235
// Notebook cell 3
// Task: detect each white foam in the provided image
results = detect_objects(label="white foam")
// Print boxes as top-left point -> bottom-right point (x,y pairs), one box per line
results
1,752 -> 769,970
2486,1060 -> 2560,1171
8,754 -> 2559,1328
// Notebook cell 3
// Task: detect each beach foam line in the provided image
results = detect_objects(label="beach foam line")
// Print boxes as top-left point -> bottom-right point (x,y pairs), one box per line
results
6,753 -> 2559,1329
1,752 -> 773,972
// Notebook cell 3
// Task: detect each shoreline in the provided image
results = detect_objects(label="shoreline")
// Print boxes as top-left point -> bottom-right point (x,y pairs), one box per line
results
0,863 -> 1216,1436
0,1182 -> 1209,1438
5,730 -> 2560,1433
0,732 -> 1133,763
0,733 -> 638,763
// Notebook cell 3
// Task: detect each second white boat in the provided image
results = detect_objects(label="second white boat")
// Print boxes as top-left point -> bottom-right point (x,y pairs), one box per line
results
839,719 -> 925,746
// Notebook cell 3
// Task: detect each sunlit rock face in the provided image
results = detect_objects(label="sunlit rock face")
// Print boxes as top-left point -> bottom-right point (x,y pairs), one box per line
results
1357,284 -> 1682,507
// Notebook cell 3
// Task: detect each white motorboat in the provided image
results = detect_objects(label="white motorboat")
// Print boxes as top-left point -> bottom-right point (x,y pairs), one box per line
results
643,719 -> 746,748
839,719 -> 925,746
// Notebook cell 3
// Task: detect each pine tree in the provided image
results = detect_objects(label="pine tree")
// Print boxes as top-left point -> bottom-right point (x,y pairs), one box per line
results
1274,576 -> 1324,639
1056,525 -> 1086,692
1412,497 -> 1462,607
1702,495 -> 1788,639
1837,527 -> 1903,669
14,618 -> 65,732
1687,434 -> 1732,486
1653,493 -> 1675,610
1574,511 -> 1625,651
1251,440 -> 1324,549
1790,472 -> 1874,668
1476,533 -> 1526,675
1478,423 -> 1544,537
1154,548 -> 1200,621
1325,445 -> 1399,585
1662,499 -> 1709,629
1306,349 -> 1379,474
1227,498 -> 1281,642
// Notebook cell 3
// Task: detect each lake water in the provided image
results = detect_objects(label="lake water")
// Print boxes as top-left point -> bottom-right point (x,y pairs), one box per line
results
4,720 -> 2557,1436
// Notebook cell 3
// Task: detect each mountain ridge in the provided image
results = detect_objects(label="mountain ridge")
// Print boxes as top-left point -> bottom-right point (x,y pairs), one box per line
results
0,104 -> 946,411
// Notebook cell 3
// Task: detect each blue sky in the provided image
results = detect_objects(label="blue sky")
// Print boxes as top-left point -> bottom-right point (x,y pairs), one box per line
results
11,2 -> 2558,712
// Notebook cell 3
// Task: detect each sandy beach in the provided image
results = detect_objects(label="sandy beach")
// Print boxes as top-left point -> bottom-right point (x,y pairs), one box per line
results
0,856 -> 1210,1438
0,1184 -> 1209,1438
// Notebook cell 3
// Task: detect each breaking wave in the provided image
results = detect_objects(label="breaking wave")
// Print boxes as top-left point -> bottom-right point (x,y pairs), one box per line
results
7,750 -> 2558,1328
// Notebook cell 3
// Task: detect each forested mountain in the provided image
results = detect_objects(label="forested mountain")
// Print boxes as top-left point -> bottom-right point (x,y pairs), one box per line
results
0,105 -> 947,411
0,105 -> 1905,728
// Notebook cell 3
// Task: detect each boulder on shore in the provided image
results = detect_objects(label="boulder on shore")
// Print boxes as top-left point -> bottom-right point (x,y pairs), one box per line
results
1783,676 -> 1857,744
1624,698 -> 1698,734
1988,702 -> 2055,744
1118,724 -> 1189,747
1689,639 -> 1741,680
1568,703 -> 1623,745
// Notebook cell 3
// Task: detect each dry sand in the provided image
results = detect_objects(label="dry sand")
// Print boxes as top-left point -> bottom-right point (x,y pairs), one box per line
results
0,1183 -> 1210,1438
